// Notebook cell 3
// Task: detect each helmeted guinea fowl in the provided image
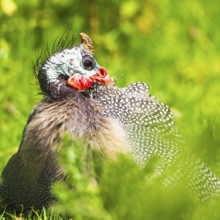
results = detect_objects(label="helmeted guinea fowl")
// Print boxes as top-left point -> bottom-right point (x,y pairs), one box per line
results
1,33 -> 220,214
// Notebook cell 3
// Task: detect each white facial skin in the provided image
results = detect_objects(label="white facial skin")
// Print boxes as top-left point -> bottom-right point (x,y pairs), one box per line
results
42,45 -> 100,84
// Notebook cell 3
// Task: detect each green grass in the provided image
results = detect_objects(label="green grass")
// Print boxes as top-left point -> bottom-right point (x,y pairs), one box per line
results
0,0 -> 220,219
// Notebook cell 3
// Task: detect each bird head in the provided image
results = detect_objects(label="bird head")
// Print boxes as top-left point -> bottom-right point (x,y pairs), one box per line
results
37,33 -> 113,98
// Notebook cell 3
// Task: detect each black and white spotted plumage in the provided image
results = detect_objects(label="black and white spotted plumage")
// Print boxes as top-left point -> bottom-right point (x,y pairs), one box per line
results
90,83 -> 180,167
89,82 -> 220,200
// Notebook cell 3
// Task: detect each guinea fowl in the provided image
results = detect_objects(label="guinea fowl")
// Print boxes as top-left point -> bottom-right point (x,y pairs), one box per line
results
1,33 -> 220,214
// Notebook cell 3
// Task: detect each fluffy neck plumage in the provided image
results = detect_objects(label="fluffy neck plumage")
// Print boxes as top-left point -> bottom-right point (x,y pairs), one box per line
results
18,92 -> 128,181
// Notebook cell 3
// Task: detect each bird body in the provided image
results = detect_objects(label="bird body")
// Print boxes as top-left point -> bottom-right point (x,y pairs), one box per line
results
1,92 -> 127,212
1,33 -> 220,214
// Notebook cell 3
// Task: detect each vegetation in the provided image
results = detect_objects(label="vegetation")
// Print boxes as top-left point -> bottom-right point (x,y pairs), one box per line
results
0,0 -> 220,219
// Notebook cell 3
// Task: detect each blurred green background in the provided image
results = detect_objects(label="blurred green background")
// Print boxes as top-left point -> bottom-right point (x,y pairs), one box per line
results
0,0 -> 220,219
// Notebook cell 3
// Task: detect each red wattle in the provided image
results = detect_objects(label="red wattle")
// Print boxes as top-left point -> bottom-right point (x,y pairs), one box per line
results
67,67 -> 113,91
68,75 -> 93,90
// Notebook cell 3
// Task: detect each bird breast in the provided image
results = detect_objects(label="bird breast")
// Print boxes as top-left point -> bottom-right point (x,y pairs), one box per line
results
19,95 -> 128,171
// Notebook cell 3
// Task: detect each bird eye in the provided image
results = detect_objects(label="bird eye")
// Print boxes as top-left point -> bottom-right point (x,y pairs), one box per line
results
82,55 -> 95,70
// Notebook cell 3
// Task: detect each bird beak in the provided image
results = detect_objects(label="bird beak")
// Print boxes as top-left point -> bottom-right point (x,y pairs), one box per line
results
90,67 -> 113,86
67,67 -> 113,91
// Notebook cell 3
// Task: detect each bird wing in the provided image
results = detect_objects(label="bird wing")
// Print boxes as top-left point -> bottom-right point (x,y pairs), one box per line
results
90,82 -> 180,166
90,82 -> 220,199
